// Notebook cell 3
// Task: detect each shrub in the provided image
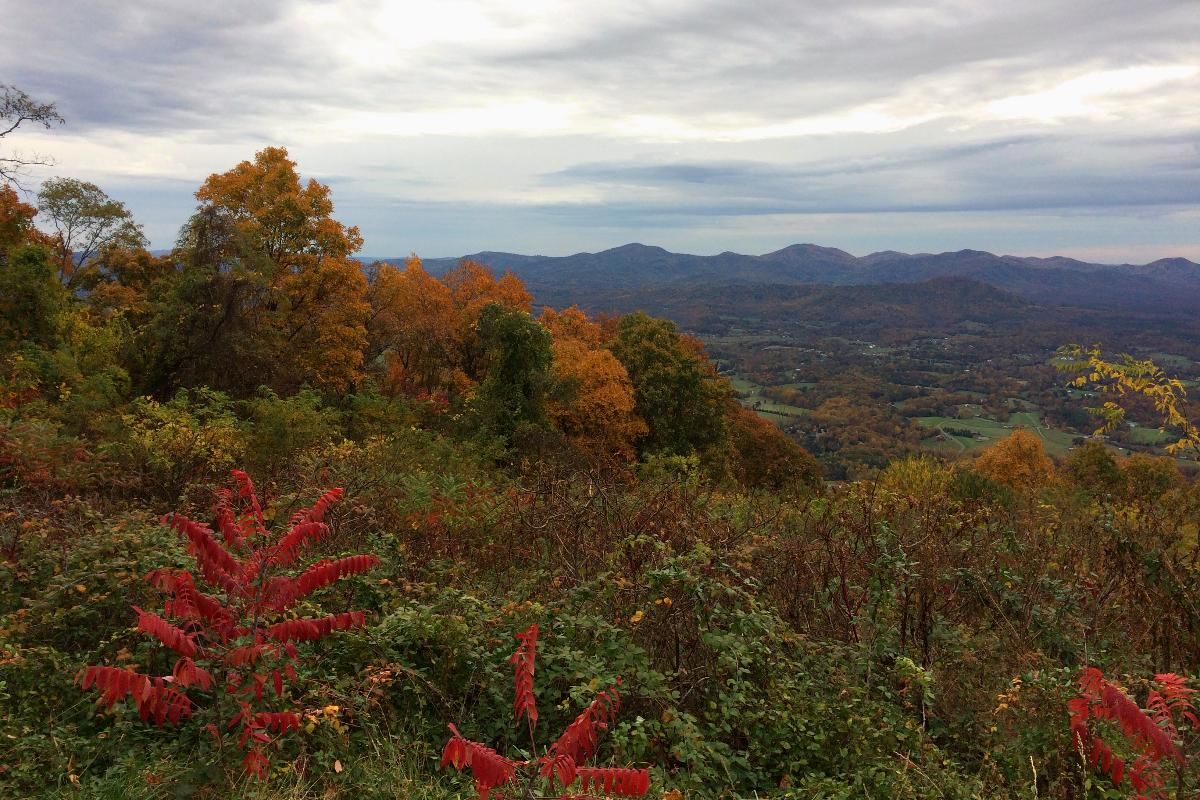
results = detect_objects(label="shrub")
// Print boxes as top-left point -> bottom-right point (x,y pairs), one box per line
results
76,470 -> 378,778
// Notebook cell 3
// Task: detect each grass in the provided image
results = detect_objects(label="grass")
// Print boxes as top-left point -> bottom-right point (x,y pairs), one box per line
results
753,401 -> 808,416
730,378 -> 761,395
1126,426 -> 1173,445
1144,352 -> 1195,371
917,412 -> 1079,457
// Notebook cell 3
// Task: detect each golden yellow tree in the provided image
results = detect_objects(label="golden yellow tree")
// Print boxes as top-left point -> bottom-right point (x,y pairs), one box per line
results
540,305 -> 605,348
548,337 -> 647,461
973,428 -> 1055,492
179,146 -> 370,394
538,305 -> 647,460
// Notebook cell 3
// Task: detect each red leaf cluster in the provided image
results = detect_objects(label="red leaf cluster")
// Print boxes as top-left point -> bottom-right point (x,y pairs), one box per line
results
266,611 -> 367,642
575,766 -> 651,797
294,555 -> 381,600
133,606 -> 197,657
76,666 -> 193,725
271,521 -> 334,567
78,471 -> 378,779
441,723 -> 518,799
442,626 -> 650,799
172,658 -> 214,690
1069,666 -> 1187,795
509,623 -> 538,728
548,683 -> 620,766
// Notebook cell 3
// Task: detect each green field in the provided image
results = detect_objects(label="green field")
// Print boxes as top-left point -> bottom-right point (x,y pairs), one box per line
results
918,411 -> 1078,456
1145,352 -> 1195,371
730,377 -> 760,395
754,401 -> 808,417
1126,425 -> 1173,445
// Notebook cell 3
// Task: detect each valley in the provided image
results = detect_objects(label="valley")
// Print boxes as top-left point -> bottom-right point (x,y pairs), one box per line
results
401,244 -> 1200,478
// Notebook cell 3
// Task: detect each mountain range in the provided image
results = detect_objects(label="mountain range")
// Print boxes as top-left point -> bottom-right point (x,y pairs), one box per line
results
366,243 -> 1200,314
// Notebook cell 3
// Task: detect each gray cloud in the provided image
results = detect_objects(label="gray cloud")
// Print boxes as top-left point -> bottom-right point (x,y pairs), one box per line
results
0,0 -> 1196,261
544,133 -> 1200,217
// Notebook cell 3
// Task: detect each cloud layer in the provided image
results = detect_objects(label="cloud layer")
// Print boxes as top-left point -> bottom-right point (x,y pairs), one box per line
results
2,0 -> 1197,261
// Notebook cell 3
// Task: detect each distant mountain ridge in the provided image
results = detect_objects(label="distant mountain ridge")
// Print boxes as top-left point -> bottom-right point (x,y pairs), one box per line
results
362,243 -> 1200,313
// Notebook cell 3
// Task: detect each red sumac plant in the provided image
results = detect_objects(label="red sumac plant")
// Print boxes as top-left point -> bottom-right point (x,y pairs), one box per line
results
441,623 -> 651,799
77,470 -> 378,777
1068,667 -> 1196,798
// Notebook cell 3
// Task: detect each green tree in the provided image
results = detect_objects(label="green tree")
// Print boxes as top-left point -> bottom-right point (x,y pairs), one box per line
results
474,303 -> 553,444
610,312 -> 728,457
36,177 -> 146,288
1063,439 -> 1123,496
0,245 -> 65,350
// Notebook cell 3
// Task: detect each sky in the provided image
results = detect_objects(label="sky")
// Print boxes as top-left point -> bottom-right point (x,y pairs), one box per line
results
2,0 -> 1198,262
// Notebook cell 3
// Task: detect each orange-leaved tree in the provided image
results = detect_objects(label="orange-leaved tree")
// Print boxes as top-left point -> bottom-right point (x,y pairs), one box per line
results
163,146 -> 370,395
542,305 -> 646,461
1068,667 -> 1196,797
77,470 -> 378,777
366,255 -> 457,397
441,623 -> 651,799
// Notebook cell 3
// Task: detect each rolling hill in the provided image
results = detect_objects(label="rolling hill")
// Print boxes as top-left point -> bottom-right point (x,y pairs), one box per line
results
366,243 -> 1200,313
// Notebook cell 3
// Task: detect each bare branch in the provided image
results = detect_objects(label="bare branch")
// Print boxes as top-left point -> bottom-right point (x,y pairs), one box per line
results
1,85 -> 64,188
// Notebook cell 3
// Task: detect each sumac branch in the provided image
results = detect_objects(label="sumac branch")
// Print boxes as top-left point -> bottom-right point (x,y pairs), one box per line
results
77,470 -> 378,778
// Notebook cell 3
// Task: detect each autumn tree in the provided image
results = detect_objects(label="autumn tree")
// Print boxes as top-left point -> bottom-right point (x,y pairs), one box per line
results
1120,452 -> 1181,504
366,255 -> 457,396
548,338 -> 647,462
972,428 -> 1054,492
611,312 -> 728,457
37,177 -> 146,288
0,184 -> 51,261
1063,439 -> 1124,496
150,147 -> 369,395
84,245 -> 177,322
725,404 -> 821,490
540,305 -> 646,461
540,305 -> 605,348
1,85 -> 63,187
442,259 -> 532,380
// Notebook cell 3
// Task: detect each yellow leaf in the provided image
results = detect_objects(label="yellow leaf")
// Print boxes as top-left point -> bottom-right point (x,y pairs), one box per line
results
630,610 -> 645,624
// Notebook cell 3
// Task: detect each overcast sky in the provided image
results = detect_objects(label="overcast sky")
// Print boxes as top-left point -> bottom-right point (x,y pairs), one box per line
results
2,0 -> 1198,262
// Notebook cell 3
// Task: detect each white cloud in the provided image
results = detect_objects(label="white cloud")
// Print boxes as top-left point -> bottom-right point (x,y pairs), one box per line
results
985,64 -> 1199,123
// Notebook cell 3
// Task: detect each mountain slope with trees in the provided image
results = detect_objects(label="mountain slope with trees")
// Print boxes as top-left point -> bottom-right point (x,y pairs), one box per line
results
402,243 -> 1200,312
